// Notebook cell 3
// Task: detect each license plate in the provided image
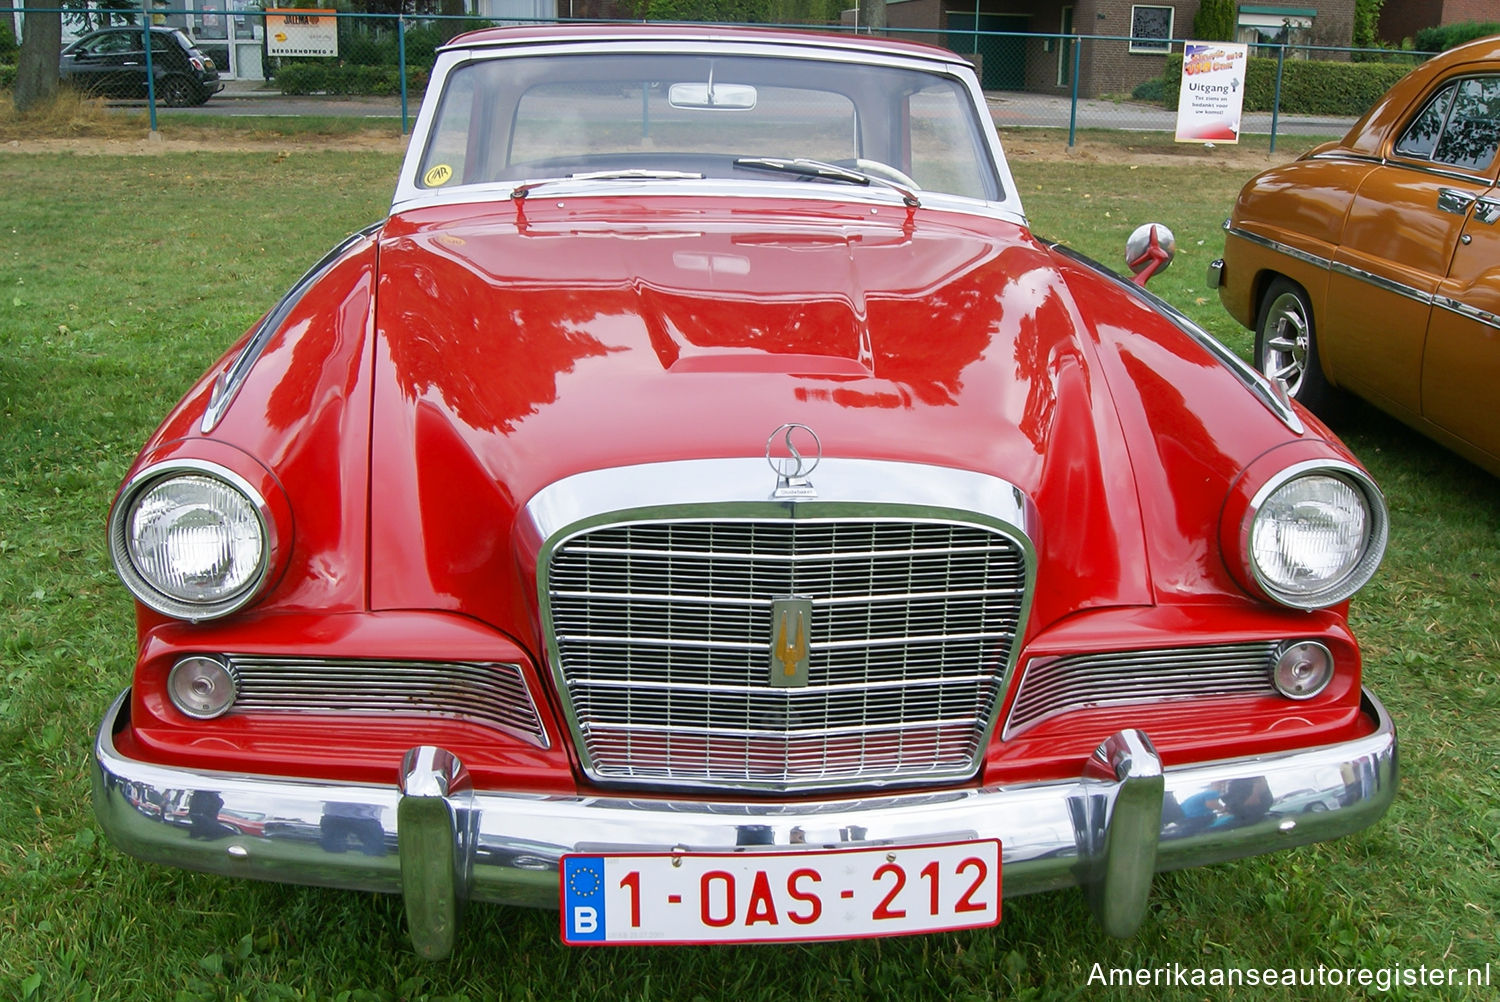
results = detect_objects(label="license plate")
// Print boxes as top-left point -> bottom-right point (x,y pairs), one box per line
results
560,839 -> 1001,945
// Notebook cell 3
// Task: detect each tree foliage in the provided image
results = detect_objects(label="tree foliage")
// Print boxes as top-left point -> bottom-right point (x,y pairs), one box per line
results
1352,0 -> 1383,50
619,0 -> 845,24
1191,0 -> 1236,42
1414,21 -> 1500,53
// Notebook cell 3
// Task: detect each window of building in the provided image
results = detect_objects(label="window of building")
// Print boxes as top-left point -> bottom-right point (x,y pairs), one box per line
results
1237,5 -> 1315,58
1129,5 -> 1173,55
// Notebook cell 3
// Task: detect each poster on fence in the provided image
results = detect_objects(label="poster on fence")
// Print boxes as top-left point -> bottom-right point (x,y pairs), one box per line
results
1175,41 -> 1248,143
266,9 -> 339,58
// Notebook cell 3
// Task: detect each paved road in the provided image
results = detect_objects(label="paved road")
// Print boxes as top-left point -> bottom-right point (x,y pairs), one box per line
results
987,91 -> 1355,137
136,81 -> 1356,139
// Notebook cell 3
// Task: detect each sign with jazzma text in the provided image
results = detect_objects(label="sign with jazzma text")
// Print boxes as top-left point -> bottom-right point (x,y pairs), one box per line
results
266,9 -> 338,58
1175,41 -> 1248,143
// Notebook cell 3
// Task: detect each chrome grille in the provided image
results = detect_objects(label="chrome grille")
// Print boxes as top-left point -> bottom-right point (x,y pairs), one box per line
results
546,518 -> 1027,791
1003,642 -> 1281,737
225,656 -> 548,748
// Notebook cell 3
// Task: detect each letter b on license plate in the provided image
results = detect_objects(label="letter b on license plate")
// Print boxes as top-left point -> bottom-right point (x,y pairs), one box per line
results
561,839 -> 1001,945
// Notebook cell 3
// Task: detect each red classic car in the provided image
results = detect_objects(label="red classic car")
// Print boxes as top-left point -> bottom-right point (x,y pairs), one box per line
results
93,24 -> 1396,958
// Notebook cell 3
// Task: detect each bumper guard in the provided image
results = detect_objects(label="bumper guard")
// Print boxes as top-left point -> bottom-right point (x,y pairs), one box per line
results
93,689 -> 1396,957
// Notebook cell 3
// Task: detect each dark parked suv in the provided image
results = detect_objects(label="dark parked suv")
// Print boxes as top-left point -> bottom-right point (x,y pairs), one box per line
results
60,26 -> 223,107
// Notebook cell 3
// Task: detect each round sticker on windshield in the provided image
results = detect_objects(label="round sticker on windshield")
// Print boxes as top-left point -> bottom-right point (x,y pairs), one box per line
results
423,164 -> 454,188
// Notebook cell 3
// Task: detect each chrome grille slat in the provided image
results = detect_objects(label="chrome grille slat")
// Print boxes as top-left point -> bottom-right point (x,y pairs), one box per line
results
225,656 -> 549,748
547,516 -> 1026,791
1004,642 -> 1281,736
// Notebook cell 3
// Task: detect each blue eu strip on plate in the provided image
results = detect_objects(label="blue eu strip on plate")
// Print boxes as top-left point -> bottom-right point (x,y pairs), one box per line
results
562,856 -> 608,941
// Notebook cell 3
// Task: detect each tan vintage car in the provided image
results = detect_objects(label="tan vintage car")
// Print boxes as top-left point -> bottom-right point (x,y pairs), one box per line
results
1214,36 -> 1500,476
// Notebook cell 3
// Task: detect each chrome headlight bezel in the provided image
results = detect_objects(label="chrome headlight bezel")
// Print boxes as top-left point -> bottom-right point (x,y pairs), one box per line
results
1237,460 -> 1388,610
108,459 -> 278,621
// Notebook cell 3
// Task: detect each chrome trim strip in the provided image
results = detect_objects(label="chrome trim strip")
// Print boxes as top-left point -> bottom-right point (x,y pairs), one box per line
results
201,222 -> 381,435
1222,225 -> 1330,273
1435,296 -> 1500,331
523,459 -> 1037,541
225,656 -> 549,749
1225,225 -> 1438,307
1002,642 -> 1281,738
1307,150 -> 1492,186
93,688 -> 1399,913
1048,241 -> 1305,436
1329,261 -> 1433,306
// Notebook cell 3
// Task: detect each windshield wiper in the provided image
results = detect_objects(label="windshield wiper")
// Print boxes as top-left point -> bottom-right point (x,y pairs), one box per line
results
733,157 -> 920,208
510,169 -> 704,200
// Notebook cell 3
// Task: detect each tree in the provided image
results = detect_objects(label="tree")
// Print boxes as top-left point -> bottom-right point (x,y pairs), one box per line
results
12,0 -> 62,113
1192,0 -> 1236,42
1352,0 -> 1383,50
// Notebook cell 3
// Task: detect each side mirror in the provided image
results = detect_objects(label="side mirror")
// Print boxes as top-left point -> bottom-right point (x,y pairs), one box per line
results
1126,223 -> 1176,287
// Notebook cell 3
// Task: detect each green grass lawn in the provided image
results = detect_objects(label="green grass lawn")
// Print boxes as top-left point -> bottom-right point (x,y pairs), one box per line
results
1,147 -> 1497,1001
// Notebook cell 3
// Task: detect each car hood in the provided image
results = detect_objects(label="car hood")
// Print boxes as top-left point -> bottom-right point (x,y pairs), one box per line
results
364,195 -> 1156,639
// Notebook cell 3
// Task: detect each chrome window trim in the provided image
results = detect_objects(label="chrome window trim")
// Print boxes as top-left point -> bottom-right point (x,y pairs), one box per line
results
393,38 -> 1023,221
201,222 -> 381,434
522,459 -> 1037,794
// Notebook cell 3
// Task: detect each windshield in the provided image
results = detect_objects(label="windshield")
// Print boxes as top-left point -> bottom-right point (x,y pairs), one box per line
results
417,52 -> 1001,202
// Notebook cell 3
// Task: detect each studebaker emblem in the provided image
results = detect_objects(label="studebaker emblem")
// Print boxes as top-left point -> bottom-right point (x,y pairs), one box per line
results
767,423 -> 820,499
769,598 -> 812,688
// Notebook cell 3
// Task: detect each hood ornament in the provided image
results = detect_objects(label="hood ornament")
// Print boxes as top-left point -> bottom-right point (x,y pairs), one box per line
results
767,423 -> 820,500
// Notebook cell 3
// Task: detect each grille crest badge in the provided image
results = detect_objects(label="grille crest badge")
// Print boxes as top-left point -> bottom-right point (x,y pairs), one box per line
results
769,598 -> 813,688
767,423 -> 820,499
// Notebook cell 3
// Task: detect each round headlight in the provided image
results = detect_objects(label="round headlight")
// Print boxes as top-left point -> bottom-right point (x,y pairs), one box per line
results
1246,464 -> 1387,609
110,462 -> 272,620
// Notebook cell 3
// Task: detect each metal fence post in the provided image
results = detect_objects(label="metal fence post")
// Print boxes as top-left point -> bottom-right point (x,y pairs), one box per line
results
140,1 -> 157,133
1269,45 -> 1286,155
398,14 -> 409,135
1068,34 -> 1081,148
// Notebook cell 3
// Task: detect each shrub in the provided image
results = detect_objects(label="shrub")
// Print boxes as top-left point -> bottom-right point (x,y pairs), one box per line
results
1131,77 -> 1166,104
1163,54 -> 1415,116
0,64 -> 15,92
0,20 -> 17,62
273,62 -> 428,97
1413,22 -> 1500,53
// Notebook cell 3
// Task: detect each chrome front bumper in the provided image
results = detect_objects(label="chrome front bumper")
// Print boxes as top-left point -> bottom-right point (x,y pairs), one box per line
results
93,689 -> 1396,957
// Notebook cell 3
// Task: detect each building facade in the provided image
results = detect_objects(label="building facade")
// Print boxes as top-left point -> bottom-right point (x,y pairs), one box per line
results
1378,0 -> 1495,46
887,1 -> 1357,97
